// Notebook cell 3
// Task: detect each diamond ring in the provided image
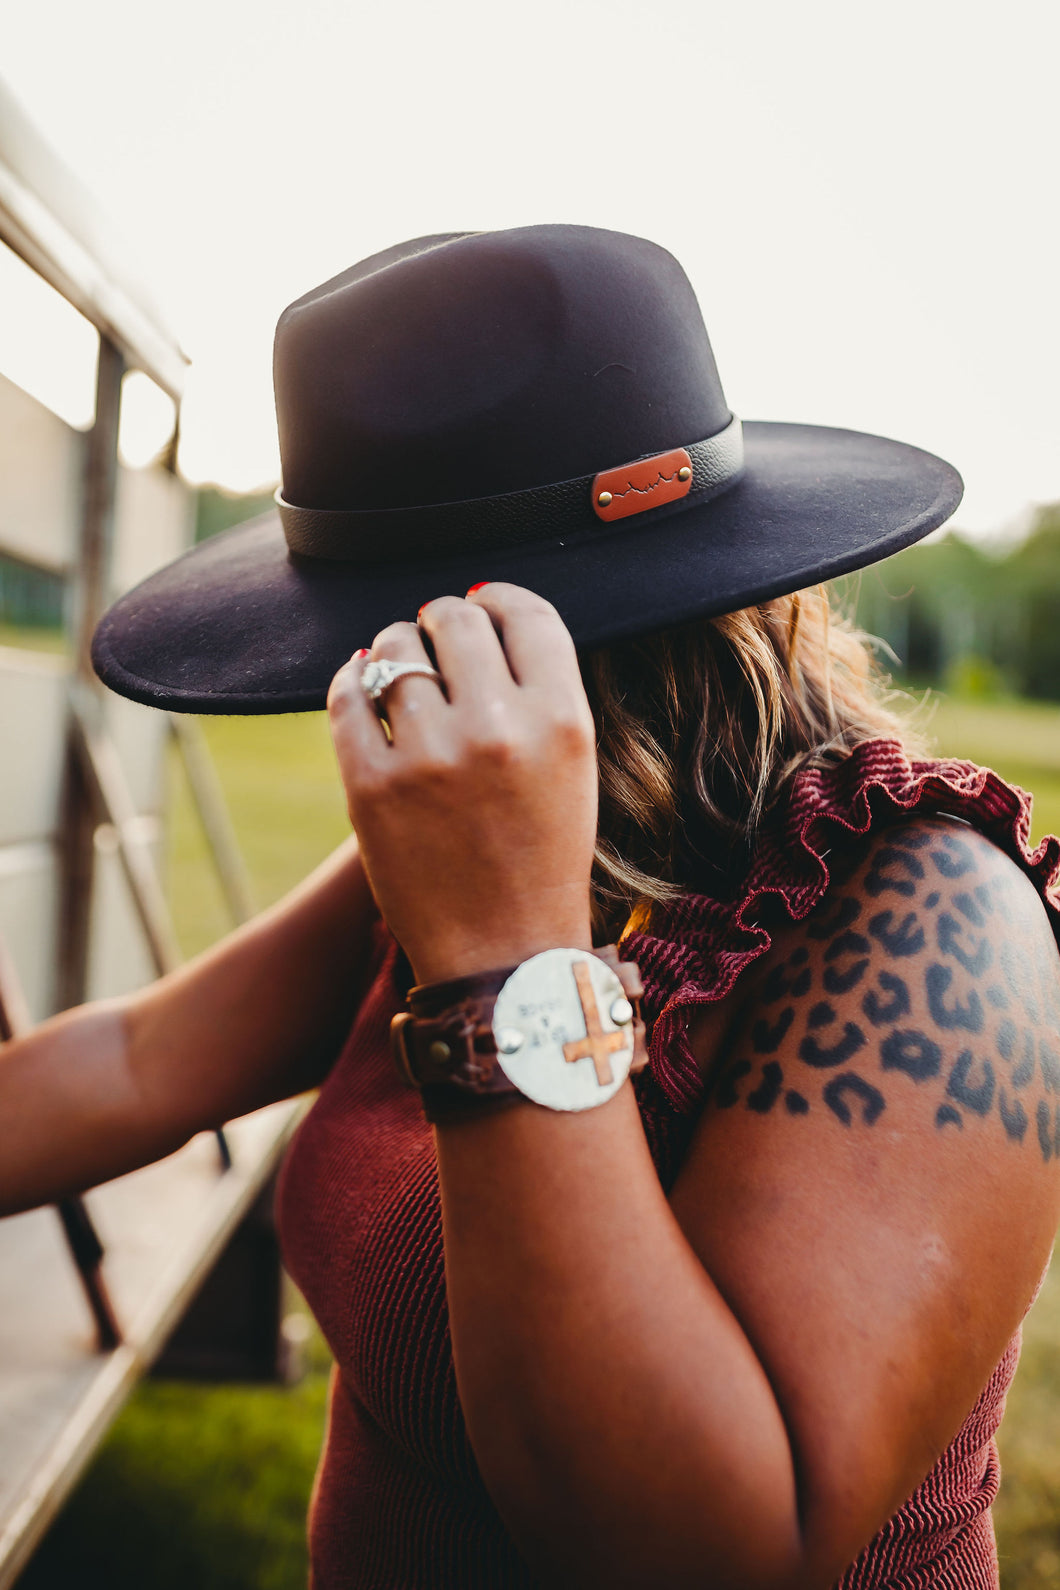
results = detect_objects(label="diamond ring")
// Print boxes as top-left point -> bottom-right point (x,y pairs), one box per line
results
360,657 -> 444,708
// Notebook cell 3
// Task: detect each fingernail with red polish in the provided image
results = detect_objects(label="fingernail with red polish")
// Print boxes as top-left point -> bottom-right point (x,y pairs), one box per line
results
466,582 -> 489,595
417,602 -> 430,621
353,647 -> 369,660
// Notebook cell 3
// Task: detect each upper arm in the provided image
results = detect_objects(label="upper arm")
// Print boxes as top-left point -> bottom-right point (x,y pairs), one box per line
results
669,819 -> 1060,1581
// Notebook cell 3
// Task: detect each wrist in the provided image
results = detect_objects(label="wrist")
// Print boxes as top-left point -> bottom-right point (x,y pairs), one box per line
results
408,922 -> 594,988
392,944 -> 648,1123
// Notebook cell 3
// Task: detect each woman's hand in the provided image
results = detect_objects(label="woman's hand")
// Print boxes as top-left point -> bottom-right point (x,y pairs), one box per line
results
327,583 -> 598,986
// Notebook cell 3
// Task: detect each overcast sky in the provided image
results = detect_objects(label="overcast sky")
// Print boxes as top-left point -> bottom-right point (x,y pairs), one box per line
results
3,0 -> 1058,538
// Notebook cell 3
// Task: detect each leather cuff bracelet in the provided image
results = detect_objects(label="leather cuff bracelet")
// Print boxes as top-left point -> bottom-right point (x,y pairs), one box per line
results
391,945 -> 648,1124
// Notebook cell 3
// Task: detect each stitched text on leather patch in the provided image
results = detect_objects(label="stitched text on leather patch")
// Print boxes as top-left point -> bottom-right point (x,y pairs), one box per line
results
591,448 -> 693,522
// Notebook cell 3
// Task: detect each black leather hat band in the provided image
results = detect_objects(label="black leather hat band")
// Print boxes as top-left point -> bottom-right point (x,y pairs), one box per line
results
277,415 -> 744,565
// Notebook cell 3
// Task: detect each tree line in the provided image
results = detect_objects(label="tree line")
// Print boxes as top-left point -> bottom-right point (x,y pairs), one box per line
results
841,503 -> 1060,701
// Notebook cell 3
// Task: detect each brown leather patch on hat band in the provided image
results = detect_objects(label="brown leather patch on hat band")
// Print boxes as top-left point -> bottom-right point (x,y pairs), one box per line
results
592,449 -> 694,522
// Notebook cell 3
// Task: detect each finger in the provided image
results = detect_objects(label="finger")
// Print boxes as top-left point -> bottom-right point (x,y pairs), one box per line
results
327,650 -> 390,781
464,582 -> 582,694
368,620 -> 450,741
417,596 -> 518,704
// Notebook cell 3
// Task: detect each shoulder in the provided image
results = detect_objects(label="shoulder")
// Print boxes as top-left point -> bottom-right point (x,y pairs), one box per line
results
703,815 -> 1060,1153
669,814 -> 1060,1554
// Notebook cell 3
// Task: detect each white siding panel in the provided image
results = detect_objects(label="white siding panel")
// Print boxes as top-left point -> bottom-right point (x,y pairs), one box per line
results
100,693 -> 169,817
0,375 -> 80,573
86,827 -> 158,1002
0,429 -> 193,1007
0,650 -> 67,846
0,841 -> 57,1021
111,463 -> 192,597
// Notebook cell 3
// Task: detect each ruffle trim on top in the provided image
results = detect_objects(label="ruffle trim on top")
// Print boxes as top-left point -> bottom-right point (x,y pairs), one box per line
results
622,737 -> 1060,1118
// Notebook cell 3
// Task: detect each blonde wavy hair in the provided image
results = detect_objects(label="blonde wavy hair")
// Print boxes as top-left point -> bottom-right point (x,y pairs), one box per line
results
581,585 -> 916,940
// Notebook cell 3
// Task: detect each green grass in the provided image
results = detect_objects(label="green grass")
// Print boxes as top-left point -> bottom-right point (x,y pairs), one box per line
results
0,622 -> 67,655
18,1347 -> 331,1590
166,714 -> 351,958
924,695 -> 1060,845
19,695 -> 1060,1589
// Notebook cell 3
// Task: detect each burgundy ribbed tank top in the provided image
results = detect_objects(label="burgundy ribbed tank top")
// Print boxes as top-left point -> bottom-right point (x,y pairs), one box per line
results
277,740 -> 1060,1589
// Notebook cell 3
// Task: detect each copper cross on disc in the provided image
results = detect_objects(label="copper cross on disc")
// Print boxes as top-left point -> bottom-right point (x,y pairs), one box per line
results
562,960 -> 626,1086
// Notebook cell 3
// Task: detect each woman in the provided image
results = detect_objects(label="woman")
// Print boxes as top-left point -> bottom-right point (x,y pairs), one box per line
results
10,225 -> 1060,1587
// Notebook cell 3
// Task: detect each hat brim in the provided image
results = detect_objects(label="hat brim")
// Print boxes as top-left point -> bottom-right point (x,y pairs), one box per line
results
93,421 -> 962,714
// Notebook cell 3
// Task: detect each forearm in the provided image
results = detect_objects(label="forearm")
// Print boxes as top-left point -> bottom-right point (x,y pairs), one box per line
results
125,833 -> 377,1132
0,999 -> 152,1214
436,1084 -> 807,1589
0,836 -> 377,1215
326,591 -> 819,1581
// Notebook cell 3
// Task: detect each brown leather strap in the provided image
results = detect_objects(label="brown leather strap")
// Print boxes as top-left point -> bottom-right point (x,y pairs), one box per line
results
391,946 -> 648,1123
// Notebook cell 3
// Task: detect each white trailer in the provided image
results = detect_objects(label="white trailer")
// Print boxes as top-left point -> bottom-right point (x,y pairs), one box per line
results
0,77 -> 301,1589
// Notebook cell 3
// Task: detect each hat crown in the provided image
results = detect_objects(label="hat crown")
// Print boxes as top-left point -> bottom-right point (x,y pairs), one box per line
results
273,224 -> 731,513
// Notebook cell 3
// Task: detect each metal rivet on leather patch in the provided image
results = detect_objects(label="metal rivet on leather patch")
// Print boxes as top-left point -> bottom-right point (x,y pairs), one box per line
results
428,1040 -> 451,1064
592,447 -> 694,523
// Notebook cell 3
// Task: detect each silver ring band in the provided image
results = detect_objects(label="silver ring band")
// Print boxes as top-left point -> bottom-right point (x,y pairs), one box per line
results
360,657 -> 444,705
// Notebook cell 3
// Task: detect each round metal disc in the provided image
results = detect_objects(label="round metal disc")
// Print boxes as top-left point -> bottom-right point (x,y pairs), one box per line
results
492,948 -> 634,1111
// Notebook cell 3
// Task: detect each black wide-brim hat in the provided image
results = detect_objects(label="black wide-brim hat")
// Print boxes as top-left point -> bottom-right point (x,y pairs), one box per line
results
93,225 -> 962,714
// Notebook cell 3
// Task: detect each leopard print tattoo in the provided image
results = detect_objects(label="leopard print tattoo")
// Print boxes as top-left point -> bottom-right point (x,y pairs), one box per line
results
710,821 -> 1060,1162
